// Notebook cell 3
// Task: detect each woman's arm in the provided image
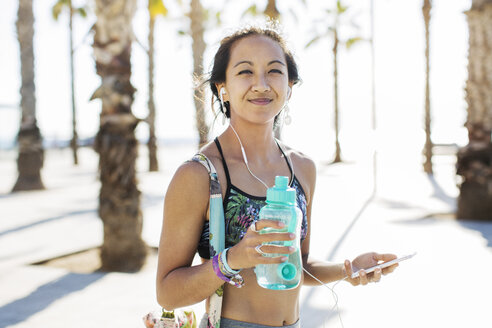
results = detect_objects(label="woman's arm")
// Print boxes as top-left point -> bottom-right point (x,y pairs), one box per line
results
295,153 -> 399,286
295,152 -> 397,286
156,161 -> 224,310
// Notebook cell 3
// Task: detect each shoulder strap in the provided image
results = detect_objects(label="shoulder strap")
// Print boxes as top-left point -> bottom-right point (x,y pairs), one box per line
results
275,139 -> 295,186
189,153 -> 224,328
214,137 -> 232,188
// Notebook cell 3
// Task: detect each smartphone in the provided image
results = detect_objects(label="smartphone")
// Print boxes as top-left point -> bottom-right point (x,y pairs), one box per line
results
350,252 -> 416,279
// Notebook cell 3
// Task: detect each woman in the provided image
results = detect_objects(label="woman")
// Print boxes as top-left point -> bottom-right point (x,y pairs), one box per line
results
156,26 -> 398,328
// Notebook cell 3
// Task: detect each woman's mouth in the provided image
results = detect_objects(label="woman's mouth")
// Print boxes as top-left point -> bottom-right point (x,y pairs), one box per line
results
248,98 -> 272,105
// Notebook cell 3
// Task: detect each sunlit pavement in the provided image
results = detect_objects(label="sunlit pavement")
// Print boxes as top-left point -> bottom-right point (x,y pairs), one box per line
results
0,145 -> 491,328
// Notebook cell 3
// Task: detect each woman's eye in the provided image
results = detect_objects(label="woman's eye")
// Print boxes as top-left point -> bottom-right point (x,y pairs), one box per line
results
238,70 -> 252,75
269,69 -> 283,74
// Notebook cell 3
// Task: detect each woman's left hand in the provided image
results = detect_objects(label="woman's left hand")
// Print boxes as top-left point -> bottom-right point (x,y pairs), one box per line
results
344,252 -> 398,286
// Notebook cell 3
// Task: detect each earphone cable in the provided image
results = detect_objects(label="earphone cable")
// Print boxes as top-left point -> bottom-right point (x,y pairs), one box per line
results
229,124 -> 271,190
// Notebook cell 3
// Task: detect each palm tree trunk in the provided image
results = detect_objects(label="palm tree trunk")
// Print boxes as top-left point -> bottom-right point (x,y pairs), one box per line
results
422,0 -> 433,174
456,0 -> 492,221
92,0 -> 147,271
190,0 -> 209,148
333,28 -> 342,163
265,0 -> 280,20
69,1 -> 79,165
148,15 -> 158,171
13,0 -> 45,192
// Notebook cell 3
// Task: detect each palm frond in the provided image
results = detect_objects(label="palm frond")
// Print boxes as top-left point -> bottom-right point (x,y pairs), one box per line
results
51,1 -> 65,20
336,0 -> 348,14
242,4 -> 258,18
305,35 -> 322,48
77,7 -> 87,18
345,36 -> 363,49
149,0 -> 168,19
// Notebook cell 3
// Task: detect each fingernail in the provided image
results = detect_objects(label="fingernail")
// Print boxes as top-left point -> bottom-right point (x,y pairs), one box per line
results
289,233 -> 295,239
288,246 -> 295,252
281,257 -> 288,262
278,222 -> 285,227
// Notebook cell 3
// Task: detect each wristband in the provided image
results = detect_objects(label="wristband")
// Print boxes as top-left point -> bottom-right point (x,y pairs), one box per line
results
220,248 -> 241,275
212,253 -> 244,288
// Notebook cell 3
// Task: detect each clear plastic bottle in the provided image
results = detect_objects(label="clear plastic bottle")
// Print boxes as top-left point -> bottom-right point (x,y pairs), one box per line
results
254,176 -> 303,290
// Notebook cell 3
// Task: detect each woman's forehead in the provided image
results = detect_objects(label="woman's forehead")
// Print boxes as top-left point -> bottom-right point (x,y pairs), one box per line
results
229,35 -> 285,64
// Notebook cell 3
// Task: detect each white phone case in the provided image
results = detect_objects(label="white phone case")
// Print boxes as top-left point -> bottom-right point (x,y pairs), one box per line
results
351,252 -> 416,279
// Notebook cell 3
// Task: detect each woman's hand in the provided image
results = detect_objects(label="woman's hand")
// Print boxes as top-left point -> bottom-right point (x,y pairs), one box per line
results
343,252 -> 398,286
227,220 -> 296,270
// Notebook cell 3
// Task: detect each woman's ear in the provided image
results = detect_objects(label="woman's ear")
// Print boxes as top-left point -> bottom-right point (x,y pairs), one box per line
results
287,85 -> 292,100
215,83 -> 226,100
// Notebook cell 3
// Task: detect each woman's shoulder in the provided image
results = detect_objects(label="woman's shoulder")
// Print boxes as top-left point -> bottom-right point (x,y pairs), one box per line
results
280,143 -> 316,203
281,143 -> 316,177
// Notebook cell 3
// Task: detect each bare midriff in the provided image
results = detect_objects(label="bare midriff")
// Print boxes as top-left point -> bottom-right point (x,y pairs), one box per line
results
206,267 -> 303,326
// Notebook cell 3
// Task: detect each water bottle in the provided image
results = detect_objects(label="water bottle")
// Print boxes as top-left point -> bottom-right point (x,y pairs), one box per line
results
254,176 -> 303,290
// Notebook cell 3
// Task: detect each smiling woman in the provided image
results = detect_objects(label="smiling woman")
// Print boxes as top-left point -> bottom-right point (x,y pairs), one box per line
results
155,24 -> 398,328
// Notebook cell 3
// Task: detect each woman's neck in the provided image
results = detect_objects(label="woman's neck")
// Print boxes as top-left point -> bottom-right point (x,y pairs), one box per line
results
225,122 -> 279,165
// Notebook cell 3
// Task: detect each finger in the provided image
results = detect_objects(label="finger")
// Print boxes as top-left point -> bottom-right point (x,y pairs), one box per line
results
372,267 -> 382,282
255,219 -> 286,231
255,254 -> 289,264
373,253 -> 397,262
344,260 -> 360,286
259,244 -> 296,255
359,270 -> 369,285
344,260 -> 353,278
382,263 -> 399,275
259,232 -> 296,243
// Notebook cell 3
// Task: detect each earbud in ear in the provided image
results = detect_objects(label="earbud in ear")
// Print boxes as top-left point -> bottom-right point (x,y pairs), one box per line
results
219,88 -> 227,104
287,87 -> 292,98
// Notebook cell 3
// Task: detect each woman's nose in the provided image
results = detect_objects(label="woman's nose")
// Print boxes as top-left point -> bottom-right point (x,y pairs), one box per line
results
252,73 -> 270,92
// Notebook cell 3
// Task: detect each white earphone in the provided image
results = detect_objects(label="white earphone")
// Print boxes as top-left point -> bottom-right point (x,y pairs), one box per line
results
219,88 -> 227,105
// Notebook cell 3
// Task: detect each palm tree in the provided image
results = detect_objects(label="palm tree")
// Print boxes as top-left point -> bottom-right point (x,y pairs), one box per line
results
306,0 -> 362,163
456,0 -> 492,221
422,0 -> 433,174
264,0 -> 280,20
190,0 -> 209,148
52,0 -> 87,166
13,0 -> 45,192
147,0 -> 168,171
91,0 -> 147,271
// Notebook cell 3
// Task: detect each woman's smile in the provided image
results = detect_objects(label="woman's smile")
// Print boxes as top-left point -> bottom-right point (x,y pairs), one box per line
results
248,97 -> 273,105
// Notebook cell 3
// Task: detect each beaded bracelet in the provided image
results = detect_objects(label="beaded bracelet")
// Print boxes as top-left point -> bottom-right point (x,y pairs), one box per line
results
212,253 -> 244,288
220,248 -> 241,275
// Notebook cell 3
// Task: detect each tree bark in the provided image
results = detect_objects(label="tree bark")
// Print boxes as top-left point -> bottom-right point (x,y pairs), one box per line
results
13,0 -> 45,192
333,28 -> 342,163
69,0 -> 79,165
190,0 -> 209,148
456,0 -> 492,221
265,0 -> 280,20
422,0 -> 433,174
148,14 -> 158,171
92,0 -> 147,271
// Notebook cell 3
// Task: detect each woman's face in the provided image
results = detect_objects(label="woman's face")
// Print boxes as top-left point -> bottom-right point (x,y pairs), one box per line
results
220,35 -> 292,126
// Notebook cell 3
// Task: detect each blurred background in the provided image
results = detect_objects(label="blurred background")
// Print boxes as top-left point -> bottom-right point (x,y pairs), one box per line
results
1,0 -> 492,327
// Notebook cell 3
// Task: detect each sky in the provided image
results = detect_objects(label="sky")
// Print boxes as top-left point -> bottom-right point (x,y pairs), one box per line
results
0,0 -> 471,163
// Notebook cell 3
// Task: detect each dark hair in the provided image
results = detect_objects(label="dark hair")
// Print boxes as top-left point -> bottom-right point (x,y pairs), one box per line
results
208,25 -> 301,119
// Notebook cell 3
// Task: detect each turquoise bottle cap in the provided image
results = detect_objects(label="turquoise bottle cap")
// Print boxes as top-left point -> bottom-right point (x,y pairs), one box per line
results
267,176 -> 296,205
277,262 -> 297,281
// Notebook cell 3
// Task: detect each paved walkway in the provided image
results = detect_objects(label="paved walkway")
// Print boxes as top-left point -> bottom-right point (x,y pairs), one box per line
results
0,145 -> 491,328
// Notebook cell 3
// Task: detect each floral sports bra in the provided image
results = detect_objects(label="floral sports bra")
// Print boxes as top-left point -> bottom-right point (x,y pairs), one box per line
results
197,138 -> 308,259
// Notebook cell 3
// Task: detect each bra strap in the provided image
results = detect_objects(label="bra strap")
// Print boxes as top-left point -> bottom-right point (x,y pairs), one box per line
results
276,139 -> 295,186
214,137 -> 232,188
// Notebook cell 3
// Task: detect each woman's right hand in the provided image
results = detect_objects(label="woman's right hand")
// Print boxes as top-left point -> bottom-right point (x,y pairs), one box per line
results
226,219 -> 296,270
